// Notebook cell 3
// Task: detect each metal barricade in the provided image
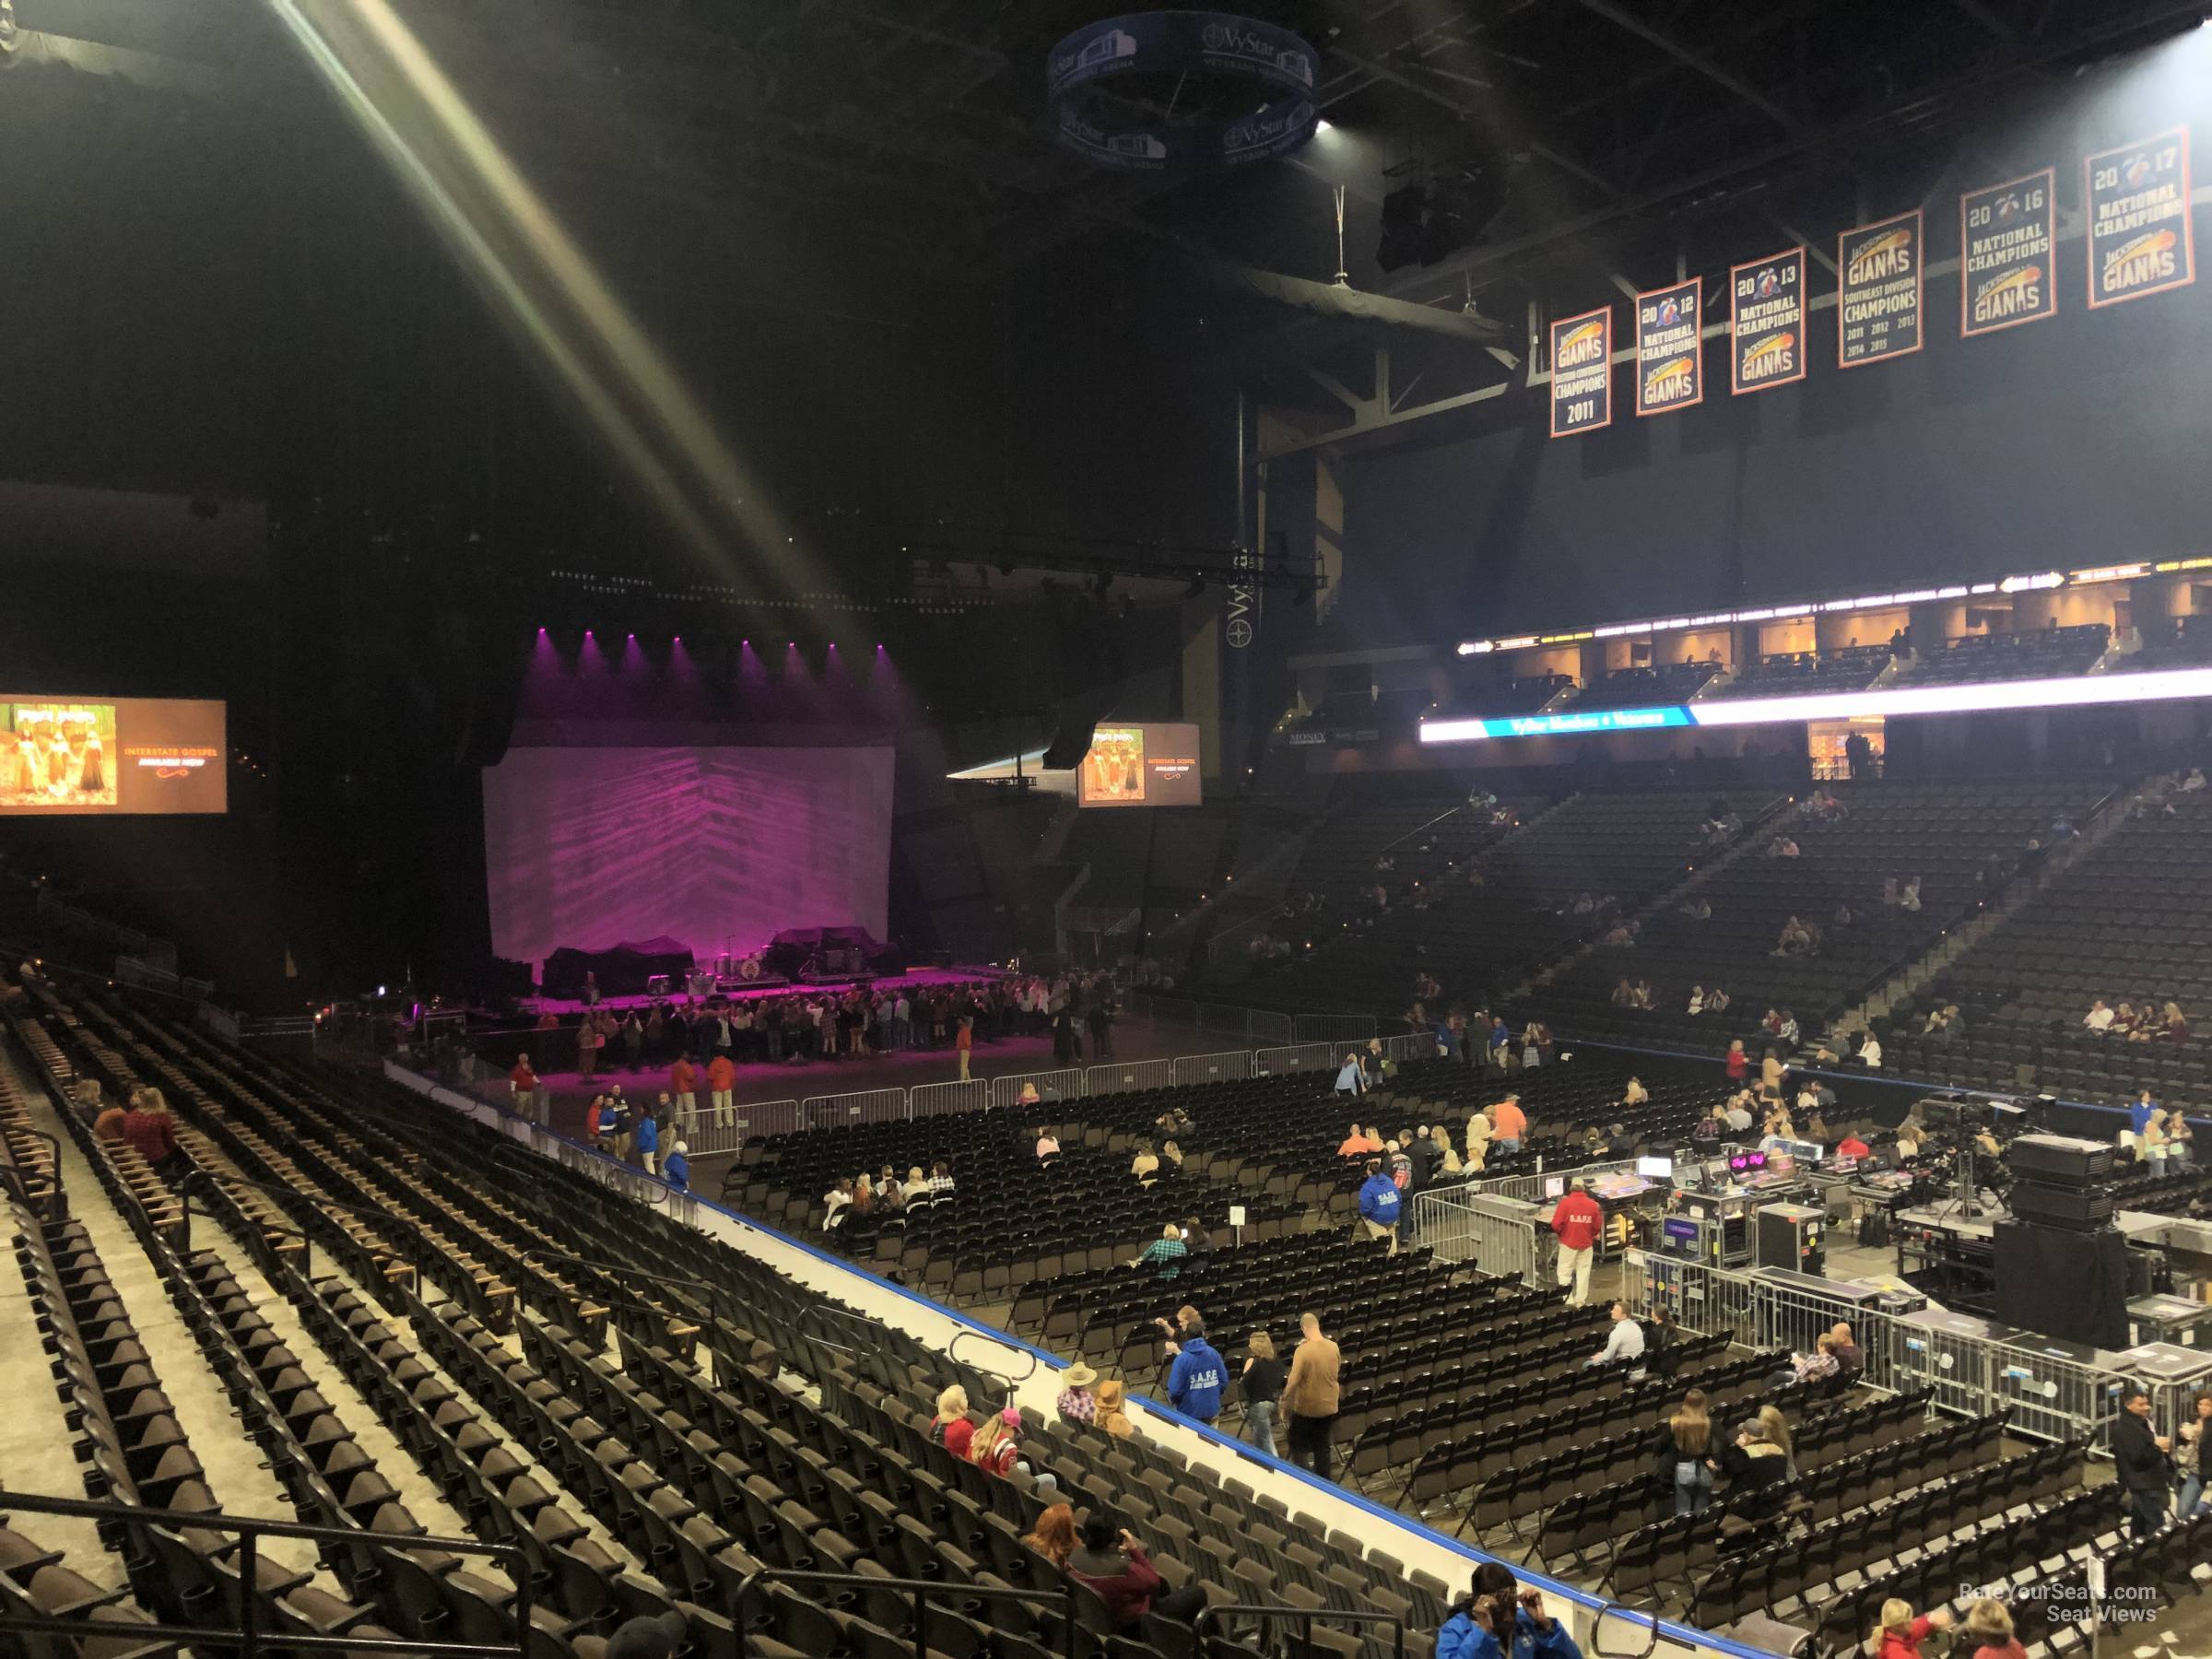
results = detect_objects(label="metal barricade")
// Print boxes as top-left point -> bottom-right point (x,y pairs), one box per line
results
1248,1010 -> 1295,1044
990,1068 -> 1086,1109
1086,1059 -> 1175,1097
1172,1049 -> 1253,1088
910,1079 -> 988,1118
1414,1188 -> 1546,1282
1254,1041 -> 1343,1075
802,1088 -> 909,1131
1465,1158 -> 1640,1204
1296,1012 -> 1378,1044
1381,1031 -> 1439,1066
1623,1254 -> 1759,1350
1197,1002 -> 1254,1040
1143,994 -> 1202,1027
669,1112 -> 748,1158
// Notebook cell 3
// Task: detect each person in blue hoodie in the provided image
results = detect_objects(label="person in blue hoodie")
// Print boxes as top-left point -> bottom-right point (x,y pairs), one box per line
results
1358,1158 -> 1404,1256
663,1139 -> 689,1193
1436,1567 -> 1583,1659
633,1103 -> 660,1174
1165,1320 -> 1225,1424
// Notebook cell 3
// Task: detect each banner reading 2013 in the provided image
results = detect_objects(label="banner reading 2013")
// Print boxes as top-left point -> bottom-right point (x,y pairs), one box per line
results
1548,307 -> 1613,438
2085,129 -> 2194,309
1730,248 -> 1805,394
1960,168 -> 2055,336
1837,211 -> 1922,367
1634,279 -> 1702,416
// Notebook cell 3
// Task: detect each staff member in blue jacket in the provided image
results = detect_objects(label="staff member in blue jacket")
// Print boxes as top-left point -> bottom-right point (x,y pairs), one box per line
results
1436,1567 -> 1583,1659
1358,1158 -> 1404,1256
1165,1319 -> 1225,1424
663,1140 -> 689,1193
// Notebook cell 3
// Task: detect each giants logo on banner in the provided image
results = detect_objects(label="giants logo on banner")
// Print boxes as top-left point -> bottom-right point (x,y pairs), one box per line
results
1730,247 -> 1806,394
1837,210 -> 1923,368
1633,279 -> 1702,417
2085,128 -> 2195,309
1961,168 -> 2055,336
1548,307 -> 1613,437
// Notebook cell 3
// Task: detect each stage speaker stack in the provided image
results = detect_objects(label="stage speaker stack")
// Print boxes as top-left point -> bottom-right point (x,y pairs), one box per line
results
1994,1134 -> 2127,1348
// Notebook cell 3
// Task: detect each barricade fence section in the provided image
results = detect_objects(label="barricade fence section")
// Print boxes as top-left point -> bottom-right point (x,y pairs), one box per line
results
1086,1059 -> 1174,1097
910,1079 -> 988,1118
1248,1010 -> 1296,1045
991,1068 -> 1087,1110
1413,1189 -> 1546,1284
1465,1158 -> 1640,1204
1172,1050 -> 1252,1088
1381,1032 -> 1438,1068
803,1088 -> 908,1132
1619,1253 -> 2162,1447
1295,1012 -> 1378,1044
1255,1041 -> 1342,1076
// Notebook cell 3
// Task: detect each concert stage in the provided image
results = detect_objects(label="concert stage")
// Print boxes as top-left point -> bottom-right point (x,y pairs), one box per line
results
512,964 -> 1006,1019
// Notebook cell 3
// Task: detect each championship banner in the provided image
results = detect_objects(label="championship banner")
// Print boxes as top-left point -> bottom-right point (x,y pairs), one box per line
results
1633,279 -> 1703,417
1837,210 -> 1923,367
2085,128 -> 2194,309
1730,247 -> 1806,394
1960,168 -> 2055,336
1548,306 -> 1613,437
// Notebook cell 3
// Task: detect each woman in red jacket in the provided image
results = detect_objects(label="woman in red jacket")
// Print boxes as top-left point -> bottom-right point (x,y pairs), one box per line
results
1724,1040 -> 1749,1081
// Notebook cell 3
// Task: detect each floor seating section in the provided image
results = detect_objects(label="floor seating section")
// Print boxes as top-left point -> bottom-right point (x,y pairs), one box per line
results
1700,646 -> 1894,701
1251,791 -> 1777,1016
1886,790 -> 2212,1110
1527,780 -> 2109,1056
6,972 -> 1500,1659
1894,625 -> 2109,687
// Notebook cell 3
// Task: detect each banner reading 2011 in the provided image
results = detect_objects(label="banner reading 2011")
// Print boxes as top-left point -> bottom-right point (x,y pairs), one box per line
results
1961,168 -> 2055,336
1837,211 -> 1922,367
1730,247 -> 1805,394
1548,307 -> 1613,438
1634,279 -> 1702,416
2085,128 -> 2194,309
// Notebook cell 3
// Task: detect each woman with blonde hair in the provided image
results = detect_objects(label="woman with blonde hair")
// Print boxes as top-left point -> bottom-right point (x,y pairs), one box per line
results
1431,1124 -> 1462,1176
930,1383 -> 974,1460
1874,1598 -> 1951,1659
1661,1389 -> 1713,1515
1959,1600 -> 2022,1659
1756,1403 -> 1795,1477
969,1407 -> 1025,1477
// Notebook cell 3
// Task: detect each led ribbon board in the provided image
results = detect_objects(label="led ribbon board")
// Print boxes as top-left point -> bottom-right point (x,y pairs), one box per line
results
1419,665 -> 2212,745
1047,13 -> 1319,171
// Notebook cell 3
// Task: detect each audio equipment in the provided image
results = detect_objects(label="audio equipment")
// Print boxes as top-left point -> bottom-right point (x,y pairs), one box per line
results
2005,1134 -> 2114,1186
2005,1181 -> 2116,1230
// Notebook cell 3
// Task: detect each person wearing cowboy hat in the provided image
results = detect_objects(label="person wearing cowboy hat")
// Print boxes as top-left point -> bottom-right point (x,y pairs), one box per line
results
1057,1361 -> 1100,1425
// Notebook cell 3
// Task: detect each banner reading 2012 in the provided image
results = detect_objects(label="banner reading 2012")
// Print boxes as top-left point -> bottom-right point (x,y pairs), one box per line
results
2085,129 -> 2194,309
1960,168 -> 2055,336
1634,279 -> 1702,416
1837,211 -> 1922,367
1730,247 -> 1805,394
1548,307 -> 1613,438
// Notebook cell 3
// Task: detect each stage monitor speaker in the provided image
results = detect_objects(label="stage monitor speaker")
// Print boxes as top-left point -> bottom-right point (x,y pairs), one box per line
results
1994,1219 -> 2126,1348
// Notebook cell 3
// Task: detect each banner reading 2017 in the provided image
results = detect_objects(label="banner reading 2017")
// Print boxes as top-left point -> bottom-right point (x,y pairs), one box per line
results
1548,307 -> 1613,438
1730,248 -> 1805,394
1837,211 -> 1922,367
1634,279 -> 1702,416
2085,129 -> 2194,309
1960,168 -> 2055,337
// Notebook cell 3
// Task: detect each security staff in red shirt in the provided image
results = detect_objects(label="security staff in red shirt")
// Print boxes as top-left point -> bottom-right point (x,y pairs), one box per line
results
1548,1177 -> 1605,1307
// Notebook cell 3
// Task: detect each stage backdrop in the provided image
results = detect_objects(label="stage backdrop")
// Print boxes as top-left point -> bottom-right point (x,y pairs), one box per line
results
482,747 -> 896,975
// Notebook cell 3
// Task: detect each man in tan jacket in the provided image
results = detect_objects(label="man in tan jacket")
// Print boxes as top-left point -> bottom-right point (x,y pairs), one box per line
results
1281,1312 -> 1342,1479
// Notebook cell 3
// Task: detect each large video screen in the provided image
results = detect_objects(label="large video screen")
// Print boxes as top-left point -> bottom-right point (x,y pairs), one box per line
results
0,696 -> 227,816
482,746 -> 896,971
1078,723 -> 1202,807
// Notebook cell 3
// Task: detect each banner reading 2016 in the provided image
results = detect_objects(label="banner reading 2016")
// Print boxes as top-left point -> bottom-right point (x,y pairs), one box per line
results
1960,168 -> 2055,336
1634,279 -> 1702,416
1730,247 -> 1805,394
1837,211 -> 1922,367
2085,129 -> 2194,309
1548,307 -> 1613,438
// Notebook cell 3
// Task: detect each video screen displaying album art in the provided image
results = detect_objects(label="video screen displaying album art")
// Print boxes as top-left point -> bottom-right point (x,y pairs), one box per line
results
0,697 -> 228,816
1077,723 -> 1202,807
